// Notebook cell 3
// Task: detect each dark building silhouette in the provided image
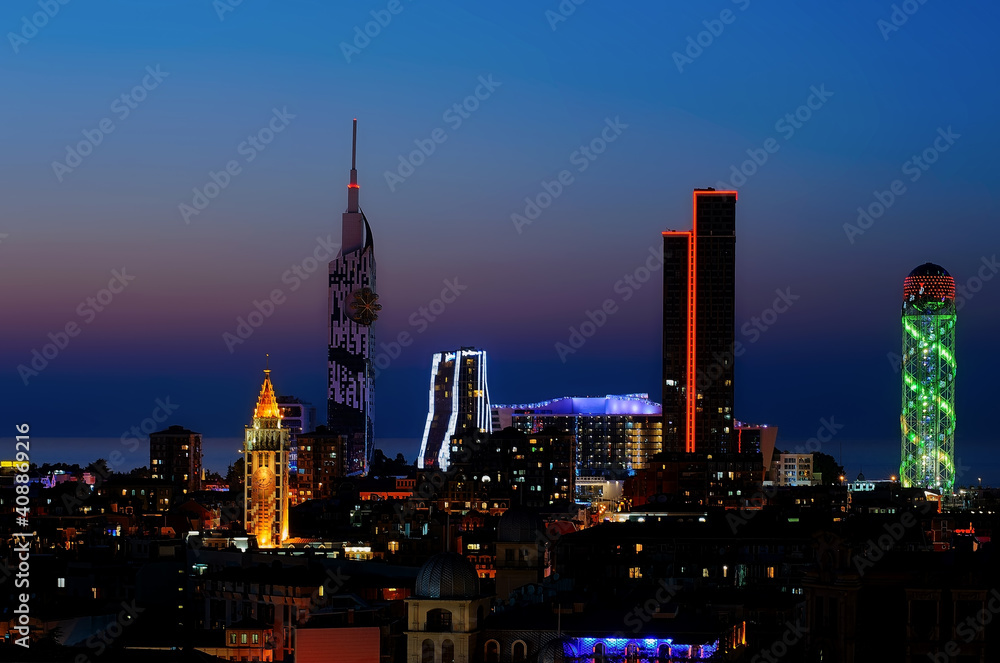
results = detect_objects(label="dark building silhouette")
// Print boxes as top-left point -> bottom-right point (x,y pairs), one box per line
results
149,424 -> 202,493
662,189 -> 737,455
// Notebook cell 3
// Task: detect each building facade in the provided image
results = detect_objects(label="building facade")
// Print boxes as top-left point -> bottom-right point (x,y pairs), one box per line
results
149,424 -> 202,493
419,348 -> 492,470
328,119 -> 378,477
900,263 -> 957,492
293,426 -> 347,503
243,367 -> 291,548
492,394 -> 662,477
770,453 -> 816,487
662,189 -> 737,455
277,395 -> 316,476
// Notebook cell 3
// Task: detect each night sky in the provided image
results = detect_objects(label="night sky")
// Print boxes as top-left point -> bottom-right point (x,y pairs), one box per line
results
3,2 -> 998,482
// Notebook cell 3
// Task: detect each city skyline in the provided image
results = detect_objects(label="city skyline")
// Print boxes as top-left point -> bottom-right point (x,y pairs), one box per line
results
6,5 -> 1000,660
6,2 -> 1000,486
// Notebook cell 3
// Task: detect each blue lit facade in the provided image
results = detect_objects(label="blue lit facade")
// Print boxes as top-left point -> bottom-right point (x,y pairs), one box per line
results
492,394 -> 663,477
565,637 -> 719,661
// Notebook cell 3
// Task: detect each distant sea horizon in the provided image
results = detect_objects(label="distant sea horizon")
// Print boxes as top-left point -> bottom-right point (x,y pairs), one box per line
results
20,437 -> 999,487
25,437 -> 421,475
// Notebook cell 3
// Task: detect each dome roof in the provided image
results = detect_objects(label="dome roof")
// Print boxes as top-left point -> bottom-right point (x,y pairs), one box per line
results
414,553 -> 480,599
908,262 -> 950,278
497,507 -> 544,543
903,263 -> 955,302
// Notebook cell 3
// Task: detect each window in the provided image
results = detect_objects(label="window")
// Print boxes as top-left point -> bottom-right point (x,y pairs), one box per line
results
252,633 -> 259,644
512,641 -> 527,663
767,566 -> 775,578
422,639 -> 435,663
629,566 -> 642,579
230,633 -> 237,645
241,633 -> 247,644
485,640 -> 500,663
442,639 -> 455,663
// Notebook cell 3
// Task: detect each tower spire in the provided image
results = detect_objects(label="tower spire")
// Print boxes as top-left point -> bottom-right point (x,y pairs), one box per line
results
347,118 -> 360,212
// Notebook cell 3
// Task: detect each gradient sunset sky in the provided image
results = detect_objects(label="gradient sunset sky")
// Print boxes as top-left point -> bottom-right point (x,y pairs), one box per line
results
3,1 -> 999,480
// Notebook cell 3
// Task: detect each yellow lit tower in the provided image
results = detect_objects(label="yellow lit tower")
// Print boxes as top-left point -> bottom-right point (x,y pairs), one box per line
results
244,362 -> 290,548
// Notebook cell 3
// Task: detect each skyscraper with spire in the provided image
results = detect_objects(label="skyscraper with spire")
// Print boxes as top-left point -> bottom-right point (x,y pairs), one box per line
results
328,120 -> 378,476
244,364 -> 290,549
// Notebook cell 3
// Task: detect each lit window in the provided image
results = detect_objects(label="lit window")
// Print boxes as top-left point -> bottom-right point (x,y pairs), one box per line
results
629,567 -> 642,579
767,566 -> 775,578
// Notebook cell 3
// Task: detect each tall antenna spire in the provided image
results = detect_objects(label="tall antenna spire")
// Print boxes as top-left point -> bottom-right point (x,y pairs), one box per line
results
347,118 -> 359,212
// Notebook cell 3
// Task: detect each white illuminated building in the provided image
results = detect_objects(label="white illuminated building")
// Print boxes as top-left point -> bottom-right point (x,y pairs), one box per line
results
418,348 -> 492,470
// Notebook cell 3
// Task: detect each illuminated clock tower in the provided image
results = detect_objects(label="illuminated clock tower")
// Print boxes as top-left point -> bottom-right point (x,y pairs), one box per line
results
244,365 -> 290,548
328,119 -> 379,476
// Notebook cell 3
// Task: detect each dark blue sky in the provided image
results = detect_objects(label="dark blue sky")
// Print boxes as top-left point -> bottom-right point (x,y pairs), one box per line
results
3,1 -> 998,483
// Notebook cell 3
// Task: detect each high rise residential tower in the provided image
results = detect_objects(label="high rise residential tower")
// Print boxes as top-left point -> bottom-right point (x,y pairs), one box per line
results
243,367 -> 290,548
328,119 -> 379,476
418,347 -> 492,470
662,189 -> 737,455
900,263 -> 957,492
149,424 -> 202,493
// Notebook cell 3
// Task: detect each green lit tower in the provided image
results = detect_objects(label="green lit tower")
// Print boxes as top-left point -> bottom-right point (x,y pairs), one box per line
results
900,263 -> 956,492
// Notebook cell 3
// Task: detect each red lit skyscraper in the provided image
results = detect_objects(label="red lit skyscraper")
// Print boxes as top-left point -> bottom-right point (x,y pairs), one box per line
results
662,189 -> 737,455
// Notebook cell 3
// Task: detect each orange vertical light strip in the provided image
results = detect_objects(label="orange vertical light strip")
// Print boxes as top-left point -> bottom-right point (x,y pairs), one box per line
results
687,192 -> 697,454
